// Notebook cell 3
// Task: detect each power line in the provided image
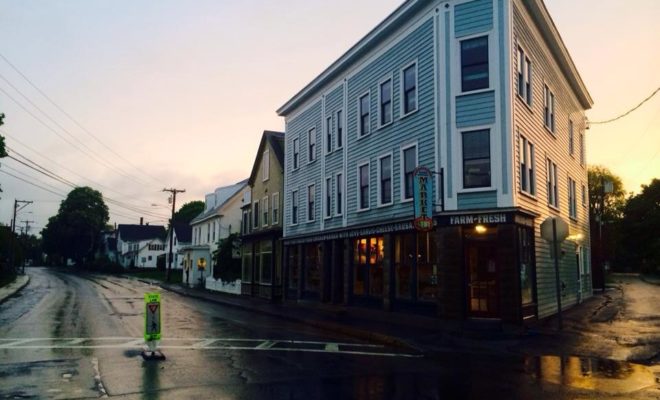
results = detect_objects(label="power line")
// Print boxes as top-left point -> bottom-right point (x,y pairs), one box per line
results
0,52 -> 166,187
0,168 -> 66,197
590,87 -> 660,125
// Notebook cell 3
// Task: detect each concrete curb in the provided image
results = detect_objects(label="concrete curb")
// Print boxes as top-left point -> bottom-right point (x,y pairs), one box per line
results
158,283 -> 423,354
640,274 -> 660,286
0,274 -> 30,305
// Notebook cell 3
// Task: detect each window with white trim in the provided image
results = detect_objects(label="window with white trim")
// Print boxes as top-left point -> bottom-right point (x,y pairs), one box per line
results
272,192 -> 279,224
358,93 -> 370,137
336,110 -> 343,149
580,133 -> 585,166
262,149 -> 269,181
291,190 -> 298,225
569,120 -> 574,156
544,85 -> 555,132
308,128 -> 316,162
307,184 -> 315,222
568,177 -> 577,219
546,159 -> 558,208
379,79 -> 392,126
326,116 -> 332,154
581,184 -> 586,207
462,130 -> 491,189
325,177 -> 332,218
402,63 -> 418,115
519,135 -> 535,196
253,201 -> 260,228
517,47 -> 532,105
262,196 -> 269,227
336,173 -> 343,215
461,36 -> 489,92
402,145 -> 417,200
379,154 -> 392,205
293,138 -> 299,169
358,163 -> 370,210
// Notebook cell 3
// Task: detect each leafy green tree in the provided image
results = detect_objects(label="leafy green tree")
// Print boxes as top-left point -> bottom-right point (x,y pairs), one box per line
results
588,166 -> 626,223
42,187 -> 109,267
212,233 -> 241,282
618,179 -> 660,273
174,200 -> 204,224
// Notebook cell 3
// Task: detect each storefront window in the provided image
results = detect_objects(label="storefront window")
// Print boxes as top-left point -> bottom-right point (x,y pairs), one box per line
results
519,227 -> 534,305
353,236 -> 383,297
288,246 -> 299,290
242,245 -> 252,283
304,244 -> 321,293
259,240 -> 272,284
394,233 -> 415,299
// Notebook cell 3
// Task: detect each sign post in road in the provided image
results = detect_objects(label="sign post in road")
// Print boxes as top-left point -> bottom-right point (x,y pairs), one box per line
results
143,292 -> 165,360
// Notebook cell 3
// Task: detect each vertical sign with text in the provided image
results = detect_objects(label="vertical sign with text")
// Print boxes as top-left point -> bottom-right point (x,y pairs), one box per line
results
413,166 -> 433,232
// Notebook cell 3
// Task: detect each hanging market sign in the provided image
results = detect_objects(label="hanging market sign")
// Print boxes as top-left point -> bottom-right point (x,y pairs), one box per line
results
413,166 -> 433,232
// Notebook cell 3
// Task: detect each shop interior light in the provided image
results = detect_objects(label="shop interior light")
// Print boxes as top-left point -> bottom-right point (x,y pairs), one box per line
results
475,225 -> 487,234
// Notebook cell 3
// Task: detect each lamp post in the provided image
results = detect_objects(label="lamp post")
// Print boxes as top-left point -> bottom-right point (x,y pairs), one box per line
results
599,177 -> 613,291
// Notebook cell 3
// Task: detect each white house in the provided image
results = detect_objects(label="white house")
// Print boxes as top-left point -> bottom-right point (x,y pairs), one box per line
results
116,224 -> 167,268
181,179 -> 248,290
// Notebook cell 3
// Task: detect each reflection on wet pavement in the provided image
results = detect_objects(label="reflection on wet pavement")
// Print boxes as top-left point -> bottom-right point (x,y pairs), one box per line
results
526,355 -> 657,394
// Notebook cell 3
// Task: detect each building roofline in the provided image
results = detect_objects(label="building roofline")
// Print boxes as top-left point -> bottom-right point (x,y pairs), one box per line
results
524,0 -> 593,109
277,0 -> 423,116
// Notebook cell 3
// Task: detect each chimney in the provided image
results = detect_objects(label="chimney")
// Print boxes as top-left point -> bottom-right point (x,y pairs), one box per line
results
140,217 -> 143,225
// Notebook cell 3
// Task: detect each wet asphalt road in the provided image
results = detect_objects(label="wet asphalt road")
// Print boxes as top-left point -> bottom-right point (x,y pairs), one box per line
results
0,268 -> 658,400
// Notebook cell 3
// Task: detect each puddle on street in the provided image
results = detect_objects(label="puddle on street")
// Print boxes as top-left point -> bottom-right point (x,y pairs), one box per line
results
525,355 -> 657,394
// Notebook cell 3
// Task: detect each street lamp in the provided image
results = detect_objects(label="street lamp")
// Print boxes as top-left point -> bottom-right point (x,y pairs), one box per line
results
598,177 -> 613,292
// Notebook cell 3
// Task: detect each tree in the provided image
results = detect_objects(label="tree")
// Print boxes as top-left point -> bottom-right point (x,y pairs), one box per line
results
618,179 -> 660,273
212,233 -> 241,282
42,187 -> 109,267
173,200 -> 204,225
0,112 -> 6,158
588,166 -> 626,223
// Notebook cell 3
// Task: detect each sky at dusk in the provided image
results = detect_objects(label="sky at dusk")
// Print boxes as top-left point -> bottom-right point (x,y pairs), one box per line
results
0,0 -> 658,234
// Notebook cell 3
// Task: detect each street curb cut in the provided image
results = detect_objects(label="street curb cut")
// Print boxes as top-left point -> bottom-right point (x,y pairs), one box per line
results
0,275 -> 30,305
158,283 -> 422,354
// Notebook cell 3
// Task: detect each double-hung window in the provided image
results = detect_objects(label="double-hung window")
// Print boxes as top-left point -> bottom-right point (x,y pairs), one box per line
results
336,110 -> 343,149
461,36 -> 489,92
546,159 -> 558,208
519,135 -> 535,195
379,155 -> 392,205
307,184 -> 315,222
568,177 -> 577,219
544,85 -> 555,132
462,130 -> 491,188
579,133 -> 585,166
291,190 -> 299,225
326,116 -> 332,154
402,63 -> 417,115
325,178 -> 332,218
569,120 -> 574,156
292,138 -> 299,169
253,201 -> 260,228
308,128 -> 316,162
262,196 -> 269,227
336,173 -> 343,215
581,184 -> 586,208
517,47 -> 532,105
379,79 -> 392,126
358,163 -> 370,210
402,145 -> 417,200
358,93 -> 370,137
262,149 -> 269,181
272,193 -> 279,225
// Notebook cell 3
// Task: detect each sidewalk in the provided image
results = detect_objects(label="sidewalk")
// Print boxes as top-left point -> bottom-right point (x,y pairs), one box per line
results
156,281 -> 545,356
0,274 -> 30,305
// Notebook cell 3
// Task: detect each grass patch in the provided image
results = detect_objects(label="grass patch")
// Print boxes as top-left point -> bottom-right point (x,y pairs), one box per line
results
125,268 -> 183,284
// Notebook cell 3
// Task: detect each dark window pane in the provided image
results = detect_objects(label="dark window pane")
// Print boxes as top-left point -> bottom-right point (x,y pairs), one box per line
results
461,36 -> 489,92
404,147 -> 416,199
463,130 -> 491,188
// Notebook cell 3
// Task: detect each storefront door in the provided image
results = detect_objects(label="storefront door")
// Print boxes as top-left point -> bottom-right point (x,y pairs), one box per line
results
466,238 -> 499,318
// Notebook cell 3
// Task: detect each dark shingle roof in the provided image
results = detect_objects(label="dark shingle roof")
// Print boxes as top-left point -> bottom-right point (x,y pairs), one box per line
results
173,223 -> 192,243
117,224 -> 166,242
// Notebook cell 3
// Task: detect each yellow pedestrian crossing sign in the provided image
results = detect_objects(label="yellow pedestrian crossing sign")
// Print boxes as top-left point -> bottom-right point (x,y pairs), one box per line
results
144,292 -> 161,342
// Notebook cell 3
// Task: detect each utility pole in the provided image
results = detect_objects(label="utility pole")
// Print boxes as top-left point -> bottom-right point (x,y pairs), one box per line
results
9,199 -> 32,274
19,220 -> 34,274
163,188 -> 185,282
